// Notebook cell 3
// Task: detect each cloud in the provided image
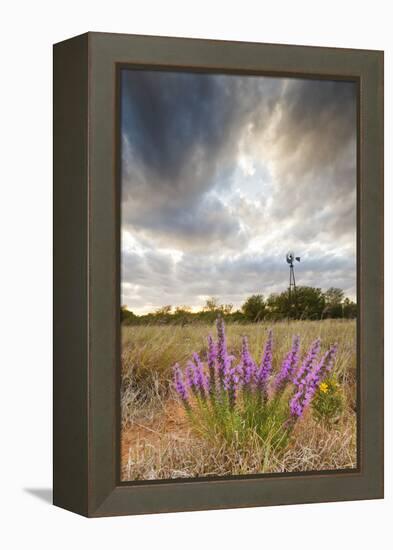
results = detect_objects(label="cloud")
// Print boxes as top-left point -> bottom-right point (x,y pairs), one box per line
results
120,69 -> 357,313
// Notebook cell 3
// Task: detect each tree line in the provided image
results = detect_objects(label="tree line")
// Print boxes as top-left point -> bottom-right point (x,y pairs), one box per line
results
121,286 -> 357,325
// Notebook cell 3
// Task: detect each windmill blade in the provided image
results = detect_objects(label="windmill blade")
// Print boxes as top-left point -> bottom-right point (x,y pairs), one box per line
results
286,251 -> 294,264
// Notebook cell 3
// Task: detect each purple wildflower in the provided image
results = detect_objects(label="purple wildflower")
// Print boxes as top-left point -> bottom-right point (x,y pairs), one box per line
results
185,356 -> 208,399
289,389 -> 304,418
192,352 -> 209,398
256,329 -> 273,397
216,317 -> 227,388
305,343 -> 338,396
241,336 -> 257,388
274,335 -> 300,394
224,363 -> 243,410
289,383 -> 317,419
293,338 -> 321,387
207,334 -> 217,394
215,317 -> 235,391
290,343 -> 338,419
185,361 -> 198,394
173,363 -> 189,406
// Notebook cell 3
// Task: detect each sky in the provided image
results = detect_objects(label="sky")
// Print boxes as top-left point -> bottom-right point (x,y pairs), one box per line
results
120,69 -> 357,315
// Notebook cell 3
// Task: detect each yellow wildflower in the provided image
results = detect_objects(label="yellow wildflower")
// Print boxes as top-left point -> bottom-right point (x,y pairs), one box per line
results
319,382 -> 329,394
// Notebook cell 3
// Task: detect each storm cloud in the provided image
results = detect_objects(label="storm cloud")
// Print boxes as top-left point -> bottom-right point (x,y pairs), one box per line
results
120,69 -> 357,314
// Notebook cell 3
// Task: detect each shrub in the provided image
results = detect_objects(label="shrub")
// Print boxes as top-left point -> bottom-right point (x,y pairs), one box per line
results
173,318 -> 338,454
241,294 -> 266,322
312,377 -> 344,425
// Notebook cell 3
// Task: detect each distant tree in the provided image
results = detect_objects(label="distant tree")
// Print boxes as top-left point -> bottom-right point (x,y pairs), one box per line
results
324,287 -> 345,305
175,305 -> 192,314
230,309 -> 247,323
203,297 -> 220,312
121,287 -> 356,325
172,305 -> 193,326
120,306 -> 137,324
264,293 -> 279,320
322,287 -> 345,318
295,286 -> 326,319
154,305 -> 172,316
242,294 -> 266,322
343,297 -> 357,319
266,287 -> 325,320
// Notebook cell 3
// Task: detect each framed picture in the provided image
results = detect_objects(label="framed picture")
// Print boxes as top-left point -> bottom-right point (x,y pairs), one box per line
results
53,32 -> 383,517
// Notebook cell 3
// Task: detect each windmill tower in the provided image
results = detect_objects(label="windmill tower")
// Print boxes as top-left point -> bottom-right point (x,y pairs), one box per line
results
286,251 -> 300,317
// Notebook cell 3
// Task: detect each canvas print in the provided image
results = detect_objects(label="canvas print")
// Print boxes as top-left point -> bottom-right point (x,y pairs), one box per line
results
119,68 -> 358,481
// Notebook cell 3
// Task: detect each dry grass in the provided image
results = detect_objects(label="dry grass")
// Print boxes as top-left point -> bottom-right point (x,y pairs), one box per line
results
121,319 -> 357,481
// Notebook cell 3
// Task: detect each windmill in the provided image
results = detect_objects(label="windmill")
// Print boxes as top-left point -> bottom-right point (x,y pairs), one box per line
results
286,251 -> 300,317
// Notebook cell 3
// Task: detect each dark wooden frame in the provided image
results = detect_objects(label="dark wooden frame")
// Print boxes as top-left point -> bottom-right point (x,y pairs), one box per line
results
53,32 -> 384,517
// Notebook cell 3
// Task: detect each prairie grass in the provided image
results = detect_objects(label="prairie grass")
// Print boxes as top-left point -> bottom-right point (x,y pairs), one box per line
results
121,319 -> 356,480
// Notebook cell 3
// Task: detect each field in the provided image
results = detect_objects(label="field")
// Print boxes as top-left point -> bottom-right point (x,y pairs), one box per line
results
120,319 -> 357,481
